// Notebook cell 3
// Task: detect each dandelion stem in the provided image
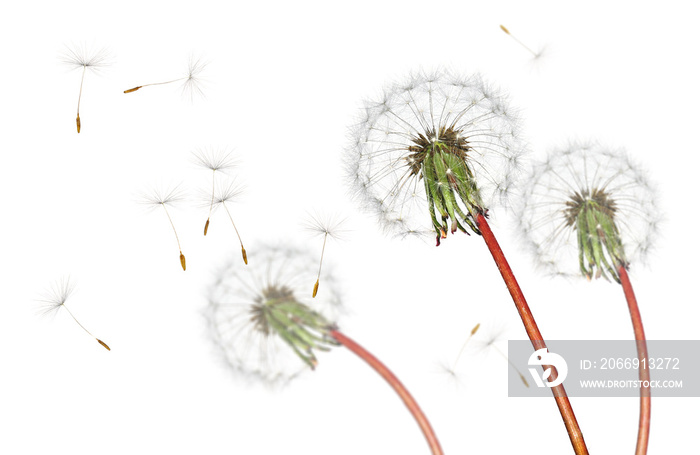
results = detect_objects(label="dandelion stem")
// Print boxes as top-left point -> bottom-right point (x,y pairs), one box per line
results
329,330 -> 443,455
619,266 -> 650,455
476,213 -> 588,455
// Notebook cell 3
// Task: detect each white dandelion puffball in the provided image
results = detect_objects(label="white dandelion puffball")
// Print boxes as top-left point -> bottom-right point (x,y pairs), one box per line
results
518,141 -> 660,279
346,69 -> 525,243
206,244 -> 342,386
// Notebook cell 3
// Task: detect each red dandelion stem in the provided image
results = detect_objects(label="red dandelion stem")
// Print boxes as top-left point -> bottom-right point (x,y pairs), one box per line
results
476,213 -> 588,455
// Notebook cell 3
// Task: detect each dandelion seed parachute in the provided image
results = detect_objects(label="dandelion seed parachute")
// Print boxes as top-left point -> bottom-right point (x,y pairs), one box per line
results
199,179 -> 248,265
346,68 -> 524,245
60,44 -> 110,134
303,212 -> 347,298
37,278 -> 110,351
193,148 -> 238,238
140,185 -> 188,271
517,141 -> 659,281
123,54 -> 207,101
500,24 -> 543,59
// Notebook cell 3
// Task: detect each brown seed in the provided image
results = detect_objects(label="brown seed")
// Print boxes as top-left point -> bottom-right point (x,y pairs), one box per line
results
520,373 -> 529,387
76,114 -> 81,133
312,279 -> 319,298
124,86 -> 142,93
180,252 -> 186,271
204,218 -> 210,236
500,25 -> 511,34
471,323 -> 481,336
97,339 -> 111,351
241,246 -> 248,265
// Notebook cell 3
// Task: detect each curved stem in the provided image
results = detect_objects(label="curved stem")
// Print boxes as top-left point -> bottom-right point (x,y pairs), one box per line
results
476,213 -> 588,455
329,330 -> 443,455
619,266 -> 650,455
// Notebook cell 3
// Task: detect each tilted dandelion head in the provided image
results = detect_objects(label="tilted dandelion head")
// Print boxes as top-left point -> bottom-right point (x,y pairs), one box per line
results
206,244 -> 343,386
346,69 -> 525,246
518,141 -> 660,282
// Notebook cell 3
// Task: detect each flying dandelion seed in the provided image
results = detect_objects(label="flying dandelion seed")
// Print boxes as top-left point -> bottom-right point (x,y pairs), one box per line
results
500,24 -> 544,60
200,179 -> 248,264
445,322 -> 528,387
518,141 -> 659,454
124,54 -> 207,101
60,44 -> 110,133
141,185 -> 188,271
448,322 -> 480,375
471,324 -> 529,388
303,212 -> 348,298
37,277 -> 110,350
192,148 -> 238,237
207,244 -> 444,454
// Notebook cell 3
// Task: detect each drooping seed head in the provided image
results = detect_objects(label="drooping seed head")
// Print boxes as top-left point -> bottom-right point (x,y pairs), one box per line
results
206,244 -> 343,386
518,141 -> 660,282
347,69 -> 525,245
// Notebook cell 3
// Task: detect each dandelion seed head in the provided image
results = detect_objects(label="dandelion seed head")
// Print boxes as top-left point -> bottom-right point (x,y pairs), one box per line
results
517,140 -> 660,281
206,244 -> 343,387
346,68 -> 525,244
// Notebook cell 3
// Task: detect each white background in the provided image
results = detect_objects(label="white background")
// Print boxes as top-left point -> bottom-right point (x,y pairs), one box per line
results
1,1 -> 698,453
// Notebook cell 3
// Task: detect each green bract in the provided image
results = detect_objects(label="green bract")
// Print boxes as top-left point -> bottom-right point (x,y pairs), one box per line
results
251,285 -> 338,369
565,189 -> 627,282
411,127 -> 485,242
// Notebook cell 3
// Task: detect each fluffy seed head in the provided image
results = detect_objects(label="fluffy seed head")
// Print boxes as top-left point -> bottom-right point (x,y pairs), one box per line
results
206,244 -> 343,386
346,68 -> 525,245
517,140 -> 660,282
